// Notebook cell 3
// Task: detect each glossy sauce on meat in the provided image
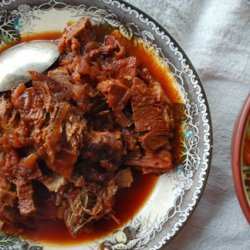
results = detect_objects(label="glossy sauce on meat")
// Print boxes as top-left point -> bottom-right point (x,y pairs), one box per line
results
0,21 -> 184,244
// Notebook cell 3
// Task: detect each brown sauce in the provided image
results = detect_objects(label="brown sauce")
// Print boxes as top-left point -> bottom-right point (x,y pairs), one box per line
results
23,170 -> 157,244
3,27 -> 183,244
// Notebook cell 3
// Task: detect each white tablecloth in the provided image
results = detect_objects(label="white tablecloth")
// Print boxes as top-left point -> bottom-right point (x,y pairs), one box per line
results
125,0 -> 250,249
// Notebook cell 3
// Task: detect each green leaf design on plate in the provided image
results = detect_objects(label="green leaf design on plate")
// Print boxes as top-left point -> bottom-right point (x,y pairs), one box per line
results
0,233 -> 43,250
0,9 -> 20,46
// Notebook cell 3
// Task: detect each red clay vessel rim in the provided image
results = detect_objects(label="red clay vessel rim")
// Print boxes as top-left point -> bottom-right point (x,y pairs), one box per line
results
232,93 -> 250,224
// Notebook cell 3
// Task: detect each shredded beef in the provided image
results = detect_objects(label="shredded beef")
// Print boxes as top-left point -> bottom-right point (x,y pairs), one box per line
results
115,168 -> 133,188
0,179 -> 17,230
0,17 -> 176,237
125,150 -> 173,174
82,130 -> 123,171
97,79 -> 131,110
15,182 -> 36,217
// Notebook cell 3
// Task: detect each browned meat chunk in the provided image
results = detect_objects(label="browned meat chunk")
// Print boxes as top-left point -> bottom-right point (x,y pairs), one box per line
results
87,35 -> 125,59
97,78 -> 132,127
41,106 -> 86,179
122,129 -> 141,160
15,182 -> 36,217
42,174 -> 68,193
131,78 -> 167,132
0,207 -> 16,231
48,66 -> 73,87
48,66 -> 94,111
58,18 -> 96,54
103,35 -> 125,59
115,168 -> 133,188
12,84 -> 47,128
0,178 -> 16,208
140,130 -> 171,151
82,130 -> 123,171
101,57 -> 137,80
126,150 -> 172,174
10,71 -> 87,179
80,164 -> 113,184
89,110 -> 115,131
97,79 -> 131,110
30,71 -> 72,101
131,78 -> 174,153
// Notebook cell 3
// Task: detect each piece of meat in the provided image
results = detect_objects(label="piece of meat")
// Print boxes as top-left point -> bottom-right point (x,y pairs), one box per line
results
47,66 -> 73,87
115,168 -> 133,188
78,55 -> 90,75
97,79 -> 131,110
122,129 -> 138,152
41,102 -> 70,161
63,187 -> 91,236
103,35 -> 125,59
82,130 -> 123,171
58,18 -> 96,54
113,110 -> 132,127
0,95 -> 16,149
65,112 -> 86,155
48,66 -> 94,112
12,85 -> 46,128
122,129 -> 142,160
131,78 -> 168,133
0,189 -> 16,208
10,71 -> 88,180
97,79 -> 132,127
87,91 -> 109,114
71,84 -> 93,112
0,178 -> 16,208
88,35 -> 125,59
139,67 -> 154,84
125,150 -> 172,174
71,34 -> 129,83
0,149 -> 20,179
102,179 -> 118,213
84,41 -> 99,53
39,103 -> 86,179
70,55 -> 86,85
42,174 -> 68,193
131,78 -> 174,152
77,162 -> 114,184
30,71 -> 73,102
0,207 -> 16,231
101,56 -> 137,80
89,110 -> 115,131
0,97 -> 22,149
0,147 -> 42,183
10,82 -> 50,148
15,182 -> 36,217
140,129 -> 171,151
75,36 -> 128,83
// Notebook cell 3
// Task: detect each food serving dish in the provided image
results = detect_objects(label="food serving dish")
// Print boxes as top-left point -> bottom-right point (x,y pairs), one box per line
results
0,0 -> 212,249
232,94 -> 250,223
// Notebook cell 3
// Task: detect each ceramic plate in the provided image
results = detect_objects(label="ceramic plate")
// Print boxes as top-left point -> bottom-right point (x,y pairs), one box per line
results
0,0 -> 212,249
232,94 -> 250,223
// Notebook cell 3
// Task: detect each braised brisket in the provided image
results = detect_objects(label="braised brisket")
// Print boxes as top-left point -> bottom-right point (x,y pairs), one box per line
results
0,17 -> 176,237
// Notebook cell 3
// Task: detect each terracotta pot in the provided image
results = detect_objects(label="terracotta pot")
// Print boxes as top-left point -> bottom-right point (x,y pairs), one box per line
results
232,93 -> 250,223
